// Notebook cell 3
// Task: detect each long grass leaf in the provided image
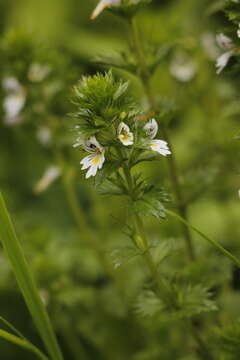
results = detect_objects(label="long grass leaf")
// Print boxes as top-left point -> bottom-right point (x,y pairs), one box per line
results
0,329 -> 48,360
0,192 -> 63,360
166,209 -> 240,267
0,316 -> 27,340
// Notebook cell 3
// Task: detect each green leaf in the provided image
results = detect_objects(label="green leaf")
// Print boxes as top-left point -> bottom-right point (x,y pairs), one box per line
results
172,284 -> 218,318
135,290 -> 164,317
166,209 -> 240,268
94,52 -> 137,73
0,329 -> 48,360
219,319 -> 240,359
136,284 -> 217,319
133,186 -> 168,219
95,160 -> 121,187
97,178 -> 125,196
0,193 -> 63,360
133,197 -> 166,219
111,245 -> 141,268
0,316 -> 27,340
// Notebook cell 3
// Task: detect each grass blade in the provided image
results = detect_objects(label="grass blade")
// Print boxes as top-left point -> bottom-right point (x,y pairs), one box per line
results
0,315 -> 27,340
0,192 -> 63,360
0,329 -> 48,360
166,209 -> 240,267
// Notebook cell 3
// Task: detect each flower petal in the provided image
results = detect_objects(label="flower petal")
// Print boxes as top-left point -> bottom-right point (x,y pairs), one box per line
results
84,136 -> 103,153
216,33 -> 233,50
216,51 -> 233,74
150,139 -> 171,156
91,0 -> 121,20
118,122 -> 134,146
144,118 -> 158,139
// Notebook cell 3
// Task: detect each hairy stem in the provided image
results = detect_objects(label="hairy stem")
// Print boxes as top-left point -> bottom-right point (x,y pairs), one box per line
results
127,17 -> 196,261
126,17 -> 215,360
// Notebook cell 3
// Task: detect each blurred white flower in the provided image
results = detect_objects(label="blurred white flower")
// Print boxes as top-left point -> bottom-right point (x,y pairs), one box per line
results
216,51 -> 234,74
237,24 -> 240,38
144,118 -> 171,156
170,54 -> 197,82
2,77 -> 26,125
34,166 -> 61,194
28,63 -> 51,82
36,126 -> 52,146
80,137 -> 105,178
118,122 -> 134,146
216,33 -> 234,74
216,33 -> 233,50
91,0 -> 121,20
201,32 -> 219,60
2,77 -> 22,92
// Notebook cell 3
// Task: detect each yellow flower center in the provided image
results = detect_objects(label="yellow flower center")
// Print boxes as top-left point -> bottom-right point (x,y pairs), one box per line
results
91,156 -> 101,164
122,135 -> 129,142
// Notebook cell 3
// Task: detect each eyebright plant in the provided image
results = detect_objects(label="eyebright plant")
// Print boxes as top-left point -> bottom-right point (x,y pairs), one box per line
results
72,71 -> 171,179
69,2 -> 240,360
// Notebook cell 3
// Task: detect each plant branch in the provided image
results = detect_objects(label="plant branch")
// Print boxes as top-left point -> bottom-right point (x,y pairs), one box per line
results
127,16 -> 196,261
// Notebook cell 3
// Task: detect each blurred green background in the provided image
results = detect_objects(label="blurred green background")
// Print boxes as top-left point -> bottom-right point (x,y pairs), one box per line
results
0,0 -> 240,359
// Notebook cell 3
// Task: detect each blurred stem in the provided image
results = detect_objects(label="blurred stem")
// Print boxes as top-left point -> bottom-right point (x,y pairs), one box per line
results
127,17 -> 196,261
122,164 -> 171,303
126,17 -> 215,360
55,150 -> 124,293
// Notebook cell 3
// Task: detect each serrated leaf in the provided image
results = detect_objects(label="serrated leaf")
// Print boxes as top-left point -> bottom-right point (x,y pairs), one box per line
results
172,284 -> 218,318
219,319 -> 240,359
111,246 -> 140,269
95,160 -> 121,187
97,178 -> 124,196
133,197 -> 166,219
135,290 -> 164,317
113,81 -> 129,100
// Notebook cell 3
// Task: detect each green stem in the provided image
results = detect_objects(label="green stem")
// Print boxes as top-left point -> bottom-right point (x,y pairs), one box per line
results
127,16 -> 196,261
166,209 -> 240,268
126,17 -> 215,360
122,164 -> 171,303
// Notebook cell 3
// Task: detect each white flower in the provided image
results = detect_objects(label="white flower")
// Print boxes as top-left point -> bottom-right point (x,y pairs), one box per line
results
216,51 -> 234,74
2,77 -> 26,125
143,118 -> 158,139
91,0 -> 121,20
36,126 -> 52,146
118,122 -> 134,146
33,166 -> 61,194
80,137 -> 105,179
144,118 -> 171,156
216,33 -> 233,50
28,63 -> 51,82
149,139 -> 171,156
216,33 -> 235,74
3,93 -> 26,125
237,24 -> 240,39
2,77 -> 22,92
170,54 -> 197,82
